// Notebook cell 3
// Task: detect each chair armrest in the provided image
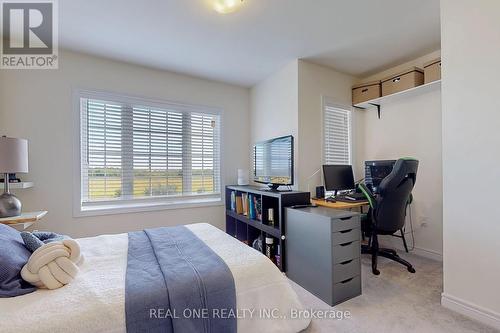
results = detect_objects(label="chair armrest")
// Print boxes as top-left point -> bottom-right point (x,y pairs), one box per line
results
358,183 -> 376,210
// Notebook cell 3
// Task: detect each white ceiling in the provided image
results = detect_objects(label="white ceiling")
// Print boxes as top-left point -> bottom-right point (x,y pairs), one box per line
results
59,0 -> 441,87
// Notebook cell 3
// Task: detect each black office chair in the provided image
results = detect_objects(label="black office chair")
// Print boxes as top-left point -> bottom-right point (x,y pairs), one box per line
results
359,158 -> 419,275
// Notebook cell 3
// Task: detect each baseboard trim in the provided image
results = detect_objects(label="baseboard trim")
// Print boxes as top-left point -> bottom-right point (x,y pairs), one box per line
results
407,246 -> 442,261
441,293 -> 500,329
378,239 -> 443,261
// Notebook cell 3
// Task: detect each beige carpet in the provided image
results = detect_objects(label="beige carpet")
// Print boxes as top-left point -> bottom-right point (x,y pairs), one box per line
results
291,253 -> 498,333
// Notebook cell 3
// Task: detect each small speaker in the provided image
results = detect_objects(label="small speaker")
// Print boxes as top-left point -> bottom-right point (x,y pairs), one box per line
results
237,169 -> 249,185
315,186 -> 325,199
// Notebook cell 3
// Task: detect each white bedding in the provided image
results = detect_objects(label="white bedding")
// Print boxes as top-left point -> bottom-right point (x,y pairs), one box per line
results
0,223 -> 310,333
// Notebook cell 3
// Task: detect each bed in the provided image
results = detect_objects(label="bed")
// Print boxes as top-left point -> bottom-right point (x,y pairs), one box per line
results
0,223 -> 310,333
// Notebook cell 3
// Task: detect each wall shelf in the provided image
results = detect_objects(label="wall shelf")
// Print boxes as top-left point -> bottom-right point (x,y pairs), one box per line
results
354,80 -> 441,118
0,181 -> 34,189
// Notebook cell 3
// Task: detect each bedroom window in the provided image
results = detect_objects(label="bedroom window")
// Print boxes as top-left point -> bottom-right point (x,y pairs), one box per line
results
323,100 -> 352,165
75,91 -> 222,215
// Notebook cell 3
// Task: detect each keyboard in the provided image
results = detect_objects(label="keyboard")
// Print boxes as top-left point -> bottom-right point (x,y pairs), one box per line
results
336,193 -> 367,202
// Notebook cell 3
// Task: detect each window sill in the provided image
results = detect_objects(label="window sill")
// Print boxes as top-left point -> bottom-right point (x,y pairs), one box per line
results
74,196 -> 223,218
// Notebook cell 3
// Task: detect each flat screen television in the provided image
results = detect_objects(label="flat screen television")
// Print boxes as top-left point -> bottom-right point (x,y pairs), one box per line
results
253,135 -> 294,191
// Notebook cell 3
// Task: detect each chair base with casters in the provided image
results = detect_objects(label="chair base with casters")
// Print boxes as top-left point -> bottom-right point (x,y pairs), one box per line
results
361,234 -> 416,275
361,215 -> 414,275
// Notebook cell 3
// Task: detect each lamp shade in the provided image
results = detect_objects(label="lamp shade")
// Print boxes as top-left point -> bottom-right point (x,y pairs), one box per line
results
0,137 -> 29,173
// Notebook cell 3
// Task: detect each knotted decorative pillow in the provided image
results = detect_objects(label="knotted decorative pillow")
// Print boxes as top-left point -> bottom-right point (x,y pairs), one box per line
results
21,239 -> 84,290
21,231 -> 68,252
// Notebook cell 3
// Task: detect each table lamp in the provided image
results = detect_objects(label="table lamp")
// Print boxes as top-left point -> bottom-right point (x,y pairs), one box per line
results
0,136 -> 29,218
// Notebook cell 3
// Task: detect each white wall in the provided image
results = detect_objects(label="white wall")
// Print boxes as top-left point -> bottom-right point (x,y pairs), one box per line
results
250,60 -> 299,188
249,54 -> 444,260
297,60 -> 357,192
440,0 -> 500,327
355,51 -> 443,260
0,50 -> 250,238
250,60 -> 356,191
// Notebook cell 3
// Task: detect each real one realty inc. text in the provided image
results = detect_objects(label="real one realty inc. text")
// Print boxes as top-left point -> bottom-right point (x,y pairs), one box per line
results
149,308 -> 352,320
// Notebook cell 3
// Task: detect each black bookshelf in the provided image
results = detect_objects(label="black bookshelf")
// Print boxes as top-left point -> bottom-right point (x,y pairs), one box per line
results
225,185 -> 310,272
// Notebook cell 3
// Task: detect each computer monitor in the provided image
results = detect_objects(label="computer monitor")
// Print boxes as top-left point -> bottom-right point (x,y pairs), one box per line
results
322,165 -> 355,193
364,160 -> 396,193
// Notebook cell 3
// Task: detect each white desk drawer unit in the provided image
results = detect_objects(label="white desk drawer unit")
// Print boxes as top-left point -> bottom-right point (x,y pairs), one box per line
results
286,206 -> 362,306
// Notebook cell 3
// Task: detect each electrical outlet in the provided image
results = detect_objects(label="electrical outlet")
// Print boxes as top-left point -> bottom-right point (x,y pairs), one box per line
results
418,215 -> 429,228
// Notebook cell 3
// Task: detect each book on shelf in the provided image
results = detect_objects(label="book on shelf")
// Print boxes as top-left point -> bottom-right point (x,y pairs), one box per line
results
275,245 -> 281,267
235,195 -> 243,214
242,193 -> 248,216
254,195 -> 262,221
248,194 -> 256,220
243,194 -> 262,221
230,191 -> 236,211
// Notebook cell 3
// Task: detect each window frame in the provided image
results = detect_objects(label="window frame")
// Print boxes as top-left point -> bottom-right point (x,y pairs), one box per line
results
321,97 -> 354,166
72,89 -> 224,217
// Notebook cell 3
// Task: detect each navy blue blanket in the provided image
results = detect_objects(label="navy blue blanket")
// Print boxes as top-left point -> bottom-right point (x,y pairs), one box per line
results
125,226 -> 236,333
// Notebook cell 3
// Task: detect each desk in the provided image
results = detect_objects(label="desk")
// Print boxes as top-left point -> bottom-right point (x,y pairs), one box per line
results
312,198 -> 369,210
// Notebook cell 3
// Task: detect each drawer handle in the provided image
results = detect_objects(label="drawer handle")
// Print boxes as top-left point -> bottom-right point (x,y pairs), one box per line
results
361,88 -> 368,93
340,278 -> 354,284
340,259 -> 353,265
340,216 -> 352,221
339,229 -> 352,234
340,241 -> 353,247
392,77 -> 401,83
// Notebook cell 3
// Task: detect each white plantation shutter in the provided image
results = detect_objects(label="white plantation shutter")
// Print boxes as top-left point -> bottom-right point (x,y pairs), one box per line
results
131,107 -> 185,197
79,93 -> 221,209
81,99 -> 124,201
323,102 -> 352,165
190,113 -> 220,194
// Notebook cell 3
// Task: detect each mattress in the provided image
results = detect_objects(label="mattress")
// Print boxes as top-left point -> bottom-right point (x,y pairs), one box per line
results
0,223 -> 310,333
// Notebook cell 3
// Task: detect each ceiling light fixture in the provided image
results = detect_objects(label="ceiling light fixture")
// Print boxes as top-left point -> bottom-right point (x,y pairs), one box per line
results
213,0 -> 244,14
